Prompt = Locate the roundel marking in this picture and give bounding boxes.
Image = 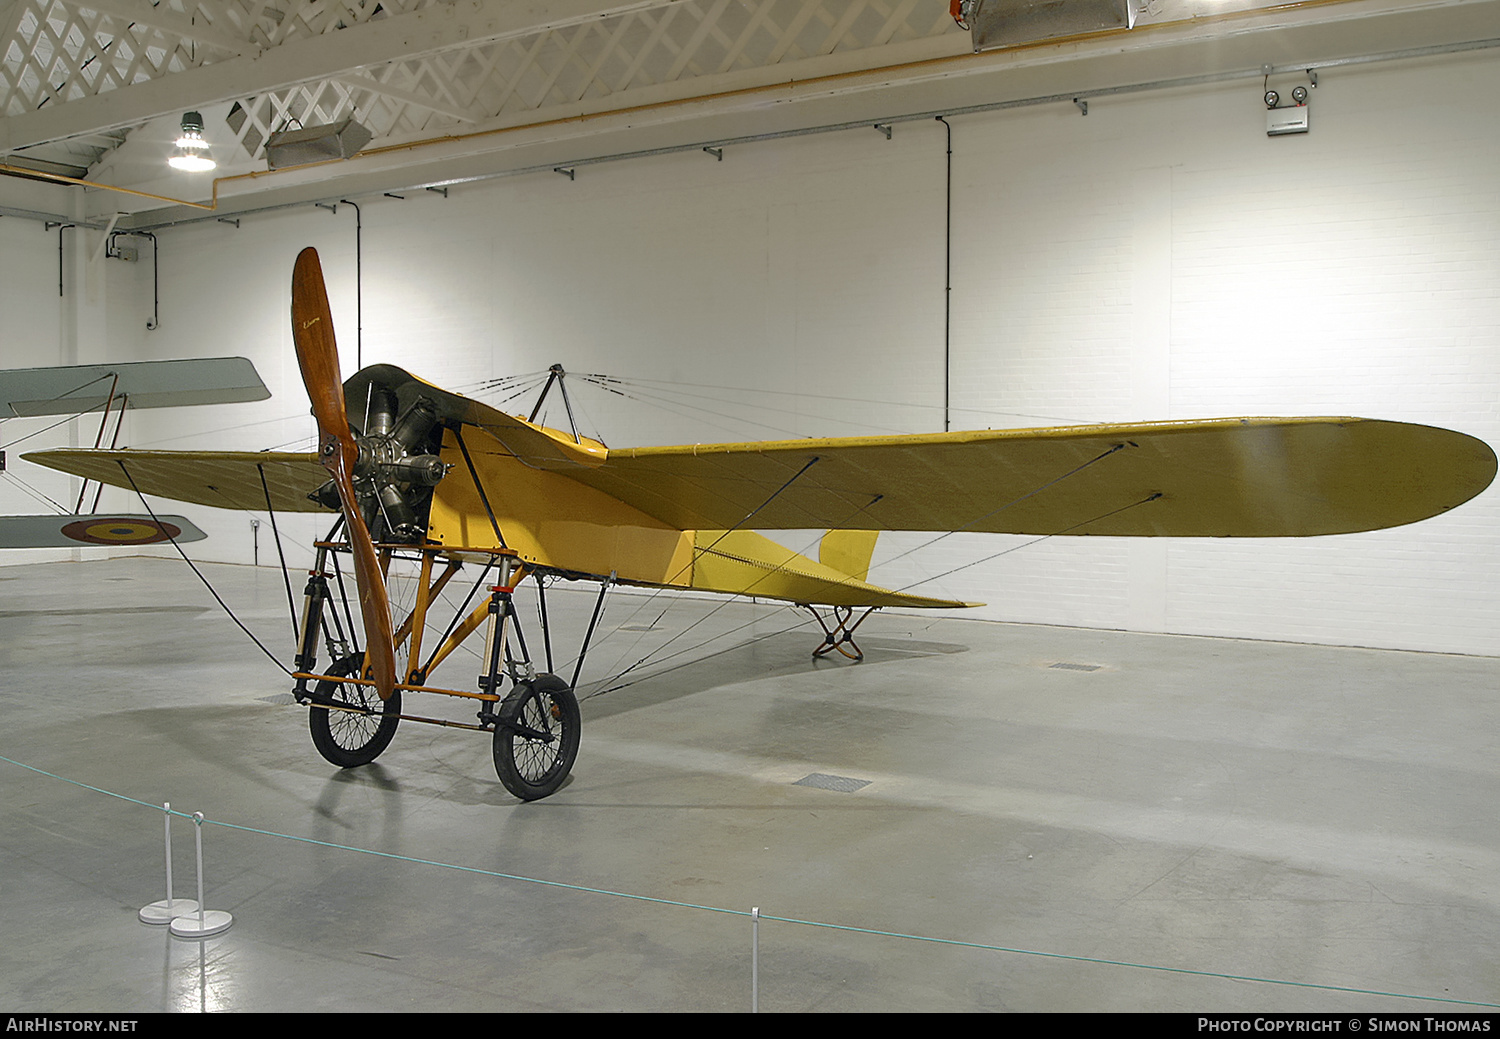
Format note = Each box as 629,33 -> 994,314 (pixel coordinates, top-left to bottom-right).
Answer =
61,517 -> 182,545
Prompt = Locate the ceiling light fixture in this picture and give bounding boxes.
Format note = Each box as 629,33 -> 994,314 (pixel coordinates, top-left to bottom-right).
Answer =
168,112 -> 216,172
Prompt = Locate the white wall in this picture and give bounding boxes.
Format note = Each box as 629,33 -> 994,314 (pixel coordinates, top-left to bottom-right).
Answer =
2,47 -> 1496,654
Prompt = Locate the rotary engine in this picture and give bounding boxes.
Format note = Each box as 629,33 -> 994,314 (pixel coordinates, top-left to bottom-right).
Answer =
312,384 -> 448,543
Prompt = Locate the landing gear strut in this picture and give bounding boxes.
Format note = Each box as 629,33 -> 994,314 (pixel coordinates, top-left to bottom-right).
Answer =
293,544 -> 606,801
801,603 -> 878,662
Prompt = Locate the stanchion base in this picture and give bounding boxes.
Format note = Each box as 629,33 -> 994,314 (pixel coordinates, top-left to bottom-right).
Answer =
169,910 -> 233,939
138,899 -> 199,925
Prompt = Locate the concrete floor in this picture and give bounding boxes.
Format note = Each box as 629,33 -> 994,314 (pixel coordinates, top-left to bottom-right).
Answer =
1,555 -> 1497,1013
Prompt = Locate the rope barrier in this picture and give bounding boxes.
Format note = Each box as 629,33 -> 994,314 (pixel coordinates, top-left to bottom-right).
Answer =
1,751 -> 1492,1010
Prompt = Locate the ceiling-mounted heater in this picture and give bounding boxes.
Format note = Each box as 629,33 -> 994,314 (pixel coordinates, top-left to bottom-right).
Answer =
964,0 -> 1136,51
264,118 -> 374,170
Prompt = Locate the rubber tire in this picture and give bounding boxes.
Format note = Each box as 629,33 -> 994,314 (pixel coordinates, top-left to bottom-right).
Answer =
309,653 -> 402,768
493,675 -> 580,801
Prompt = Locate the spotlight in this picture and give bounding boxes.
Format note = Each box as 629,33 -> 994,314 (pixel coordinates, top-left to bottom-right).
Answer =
1291,85 -> 1309,105
1264,90 -> 1280,109
167,112 -> 215,172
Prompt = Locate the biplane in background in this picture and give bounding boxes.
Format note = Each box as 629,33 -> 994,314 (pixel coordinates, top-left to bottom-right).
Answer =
0,357 -> 268,548
27,248 -> 1498,801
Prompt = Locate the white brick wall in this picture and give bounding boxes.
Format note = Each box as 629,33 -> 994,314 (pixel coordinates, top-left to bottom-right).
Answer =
1,48 -> 1494,654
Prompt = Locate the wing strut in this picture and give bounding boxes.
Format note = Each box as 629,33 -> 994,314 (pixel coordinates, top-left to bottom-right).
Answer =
453,427 -> 508,549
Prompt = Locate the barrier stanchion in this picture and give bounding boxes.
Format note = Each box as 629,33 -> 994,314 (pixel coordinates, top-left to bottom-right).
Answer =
752,906 -> 760,1014
168,812 -> 233,939
138,802 -> 198,924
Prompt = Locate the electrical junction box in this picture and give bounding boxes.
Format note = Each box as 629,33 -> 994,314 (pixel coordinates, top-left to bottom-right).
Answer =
1267,106 -> 1310,136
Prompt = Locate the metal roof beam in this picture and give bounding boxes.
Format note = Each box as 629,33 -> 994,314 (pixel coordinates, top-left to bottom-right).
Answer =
0,0 -> 675,154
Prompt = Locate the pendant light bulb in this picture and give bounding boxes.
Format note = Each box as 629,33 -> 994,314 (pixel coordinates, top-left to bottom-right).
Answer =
168,111 -> 216,172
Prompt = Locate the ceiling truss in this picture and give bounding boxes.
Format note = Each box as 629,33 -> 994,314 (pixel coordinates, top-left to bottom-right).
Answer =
1,0 -> 1498,218
0,0 -> 960,168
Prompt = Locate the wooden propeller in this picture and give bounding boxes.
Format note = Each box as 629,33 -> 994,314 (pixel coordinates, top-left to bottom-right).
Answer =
291,247 -> 397,701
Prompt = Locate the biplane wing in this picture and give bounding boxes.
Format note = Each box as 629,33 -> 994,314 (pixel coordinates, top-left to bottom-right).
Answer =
1,358 -> 273,549
0,357 -> 268,417
0,513 -> 206,548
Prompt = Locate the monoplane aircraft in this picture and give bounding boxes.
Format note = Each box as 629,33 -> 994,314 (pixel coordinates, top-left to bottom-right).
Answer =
27,248 -> 1497,800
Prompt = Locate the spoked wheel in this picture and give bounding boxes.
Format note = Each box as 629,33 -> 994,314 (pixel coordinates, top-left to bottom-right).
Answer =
309,653 -> 402,767
493,675 -> 580,800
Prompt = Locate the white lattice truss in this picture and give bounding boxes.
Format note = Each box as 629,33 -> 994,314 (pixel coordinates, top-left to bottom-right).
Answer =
0,0 -> 963,169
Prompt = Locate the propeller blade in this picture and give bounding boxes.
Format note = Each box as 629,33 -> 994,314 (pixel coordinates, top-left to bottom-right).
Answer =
291,247 -> 397,701
291,249 -> 353,453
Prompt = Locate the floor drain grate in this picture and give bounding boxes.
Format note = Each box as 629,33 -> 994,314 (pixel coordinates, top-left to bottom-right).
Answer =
1049,662 -> 1103,672
794,773 -> 871,793
258,693 -> 298,705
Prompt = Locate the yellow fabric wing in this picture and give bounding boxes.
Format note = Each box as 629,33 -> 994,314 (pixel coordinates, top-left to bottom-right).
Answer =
564,418 -> 1495,538
22,449 -> 330,514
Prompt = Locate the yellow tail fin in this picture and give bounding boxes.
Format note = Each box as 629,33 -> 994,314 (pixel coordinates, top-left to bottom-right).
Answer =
818,530 -> 879,583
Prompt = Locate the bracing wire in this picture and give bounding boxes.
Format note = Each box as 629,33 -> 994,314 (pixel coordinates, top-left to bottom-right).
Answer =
117,460 -> 294,677
583,605 -> 818,700
893,493 -> 1164,595
0,472 -> 71,514
573,375 -> 830,441
583,484 -> 904,697
872,443 -> 1132,575
0,410 -> 100,452
577,441 -> 1142,692
578,372 -> 1092,428
257,463 -> 300,642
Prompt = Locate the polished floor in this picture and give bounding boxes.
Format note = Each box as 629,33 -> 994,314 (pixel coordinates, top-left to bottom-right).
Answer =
1,555 -> 1497,1013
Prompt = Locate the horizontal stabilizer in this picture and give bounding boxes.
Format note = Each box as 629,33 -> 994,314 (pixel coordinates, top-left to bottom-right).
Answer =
692,529 -> 973,609
0,514 -> 206,548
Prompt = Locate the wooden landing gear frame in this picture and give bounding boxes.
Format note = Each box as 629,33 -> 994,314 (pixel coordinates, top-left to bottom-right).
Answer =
291,541 -> 600,801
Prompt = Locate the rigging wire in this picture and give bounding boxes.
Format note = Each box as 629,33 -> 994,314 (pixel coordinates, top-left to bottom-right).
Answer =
116,460 -> 294,677
578,440 -> 1143,690
579,372 -> 1091,427
582,604 -> 818,700
0,472 -> 71,514
574,375 -> 822,442
580,373 -> 939,439
584,482 -> 901,696
870,443 -> 1132,574
257,462 -> 300,643
893,493 -> 1164,595
0,410 -> 98,452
